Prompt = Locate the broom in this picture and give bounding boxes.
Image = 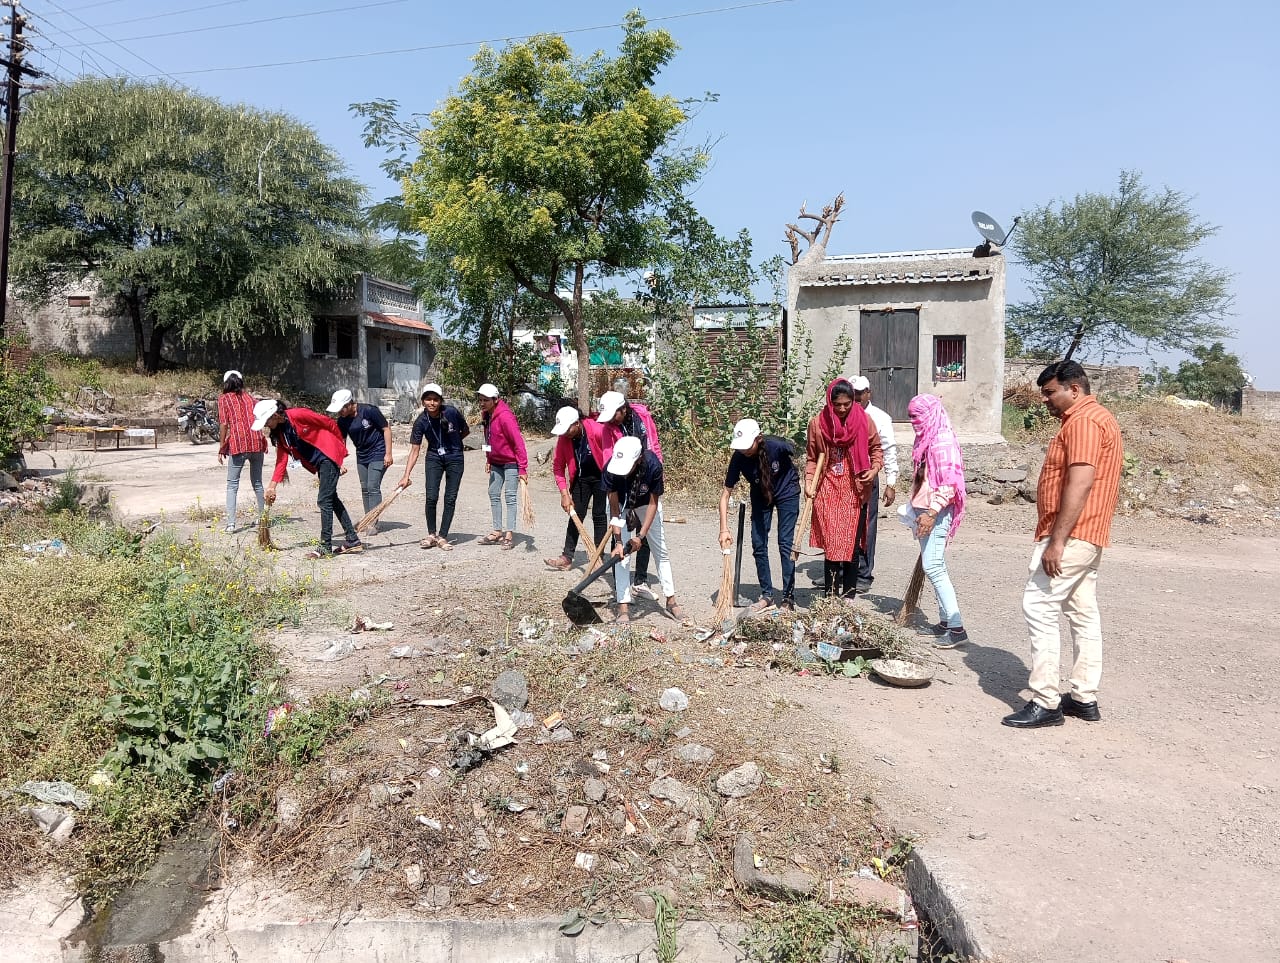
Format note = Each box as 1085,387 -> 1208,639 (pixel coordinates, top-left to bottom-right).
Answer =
711,549 -> 735,625
895,555 -> 926,624
355,484 -> 407,534
257,507 -> 277,551
519,477 -> 536,527
567,509 -> 591,564
790,451 -> 826,561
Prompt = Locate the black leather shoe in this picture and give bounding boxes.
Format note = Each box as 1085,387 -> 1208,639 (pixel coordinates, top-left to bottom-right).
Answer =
1060,696 -> 1102,722
1002,701 -> 1064,728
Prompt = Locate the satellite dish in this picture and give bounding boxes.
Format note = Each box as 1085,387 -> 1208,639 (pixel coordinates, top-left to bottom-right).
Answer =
971,211 -> 1007,246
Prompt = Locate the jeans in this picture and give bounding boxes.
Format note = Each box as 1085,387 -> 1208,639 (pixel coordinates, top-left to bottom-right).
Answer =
918,506 -> 961,628
425,454 -> 464,537
856,475 -> 880,582
489,463 -> 519,532
562,472 -> 607,559
356,461 -> 387,515
1024,538 -> 1104,708
750,494 -> 799,601
316,457 -> 357,550
225,451 -> 265,524
615,501 -> 675,603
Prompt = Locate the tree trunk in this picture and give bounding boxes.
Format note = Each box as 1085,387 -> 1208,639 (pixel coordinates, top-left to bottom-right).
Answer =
1064,324 -> 1085,361
144,323 -> 167,375
127,294 -> 146,373
571,263 -> 589,411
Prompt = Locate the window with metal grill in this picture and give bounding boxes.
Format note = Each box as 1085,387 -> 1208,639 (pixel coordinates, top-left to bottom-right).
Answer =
934,335 -> 966,382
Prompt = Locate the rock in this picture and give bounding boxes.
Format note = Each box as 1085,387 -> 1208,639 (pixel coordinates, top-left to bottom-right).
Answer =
644,758 -> 668,776
0,470 -> 18,491
404,864 -> 424,890
659,687 -> 689,712
828,875 -> 910,920
491,669 -> 529,712
732,834 -> 816,900
22,804 -> 72,841
1233,483 -> 1251,495
681,820 -> 701,846
276,786 -> 302,826
716,762 -> 763,798
1017,484 -> 1038,504
674,726 -> 693,739
470,828 -> 491,852
676,743 -> 716,765
630,891 -> 657,920
563,805 -> 590,835
369,784 -> 392,807
351,846 -> 374,871
610,807 -> 627,829
421,884 -> 451,909
991,468 -> 1027,483
648,776 -> 712,820
584,778 -> 607,803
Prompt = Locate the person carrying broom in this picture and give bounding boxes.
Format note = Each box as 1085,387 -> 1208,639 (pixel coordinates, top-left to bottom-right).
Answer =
545,405 -> 611,571
717,418 -> 802,612
905,394 -> 968,648
805,379 -> 882,601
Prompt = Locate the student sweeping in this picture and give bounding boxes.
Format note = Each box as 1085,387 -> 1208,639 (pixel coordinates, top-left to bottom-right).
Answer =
603,436 -> 684,625
255,399 -> 363,559
597,390 -> 663,596
546,405 -> 611,571
717,418 -> 801,611
805,379 -> 882,599
399,384 -> 469,550
327,388 -> 393,522
477,383 -> 528,550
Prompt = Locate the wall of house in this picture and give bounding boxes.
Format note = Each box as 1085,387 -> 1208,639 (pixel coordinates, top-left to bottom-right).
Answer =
792,266 -> 1005,438
7,293 -> 138,359
1004,359 -> 1142,397
1242,387 -> 1280,422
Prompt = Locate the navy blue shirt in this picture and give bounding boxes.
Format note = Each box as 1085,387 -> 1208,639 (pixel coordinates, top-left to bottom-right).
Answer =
410,405 -> 469,460
725,436 -> 801,511
602,450 -> 664,511
336,404 -> 388,465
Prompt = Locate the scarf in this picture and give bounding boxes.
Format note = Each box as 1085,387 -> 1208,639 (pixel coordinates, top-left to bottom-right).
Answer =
817,378 -> 871,472
908,394 -> 966,539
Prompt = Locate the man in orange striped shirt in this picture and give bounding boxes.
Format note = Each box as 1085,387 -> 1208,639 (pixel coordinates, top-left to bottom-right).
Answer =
1003,360 -> 1123,729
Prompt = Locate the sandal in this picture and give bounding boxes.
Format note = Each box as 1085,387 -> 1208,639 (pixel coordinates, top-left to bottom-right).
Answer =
614,613 -> 631,627
333,541 -> 364,555
499,533 -> 515,551
665,601 -> 688,622
303,548 -> 331,560
420,536 -> 437,550
436,536 -> 453,551
479,531 -> 503,545
545,555 -> 572,571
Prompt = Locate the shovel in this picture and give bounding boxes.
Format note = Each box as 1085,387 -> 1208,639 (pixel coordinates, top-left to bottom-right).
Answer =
562,541 -> 641,626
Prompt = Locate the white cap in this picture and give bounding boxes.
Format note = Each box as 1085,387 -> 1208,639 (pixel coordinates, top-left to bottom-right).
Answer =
250,398 -> 279,432
849,376 -> 871,392
551,406 -> 580,436
420,383 -> 444,399
476,383 -> 500,399
222,369 -> 242,383
326,389 -> 353,413
730,418 -> 762,451
607,436 -> 643,475
596,391 -> 626,422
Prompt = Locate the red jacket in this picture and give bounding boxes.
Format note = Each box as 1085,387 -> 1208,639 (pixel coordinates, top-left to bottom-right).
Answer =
553,416 -> 611,491
271,408 -> 349,483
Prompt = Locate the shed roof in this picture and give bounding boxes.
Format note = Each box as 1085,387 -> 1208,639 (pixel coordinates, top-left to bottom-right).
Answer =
363,311 -> 434,335
800,247 -> 998,288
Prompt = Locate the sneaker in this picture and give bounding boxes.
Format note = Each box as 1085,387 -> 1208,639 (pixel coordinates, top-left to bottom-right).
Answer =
1059,696 -> 1102,722
779,597 -> 796,612
632,584 -> 658,601
222,524 -> 237,534
934,626 -> 969,649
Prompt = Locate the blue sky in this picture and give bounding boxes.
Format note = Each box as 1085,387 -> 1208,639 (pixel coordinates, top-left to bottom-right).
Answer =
24,0 -> 1280,385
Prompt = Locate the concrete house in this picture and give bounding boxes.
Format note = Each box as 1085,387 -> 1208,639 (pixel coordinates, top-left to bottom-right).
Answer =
788,248 -> 1007,441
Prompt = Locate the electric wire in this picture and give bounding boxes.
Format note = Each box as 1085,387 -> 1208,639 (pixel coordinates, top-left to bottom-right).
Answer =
56,0 -> 250,33
23,6 -> 143,81
31,0 -> 181,83
56,0 -> 408,48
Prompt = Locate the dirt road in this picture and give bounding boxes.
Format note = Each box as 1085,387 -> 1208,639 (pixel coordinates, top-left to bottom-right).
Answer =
26,441 -> 1280,962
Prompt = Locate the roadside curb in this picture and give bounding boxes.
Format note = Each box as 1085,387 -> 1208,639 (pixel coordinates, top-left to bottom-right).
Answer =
906,847 -> 994,962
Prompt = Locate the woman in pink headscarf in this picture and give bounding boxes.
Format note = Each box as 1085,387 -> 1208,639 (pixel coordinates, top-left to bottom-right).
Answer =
805,378 -> 882,600
907,394 -> 967,647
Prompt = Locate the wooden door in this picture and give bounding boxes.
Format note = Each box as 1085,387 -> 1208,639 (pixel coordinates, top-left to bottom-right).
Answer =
859,310 -> 919,421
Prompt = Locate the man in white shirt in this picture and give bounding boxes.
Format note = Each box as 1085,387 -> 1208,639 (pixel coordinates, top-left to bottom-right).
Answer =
851,376 -> 898,587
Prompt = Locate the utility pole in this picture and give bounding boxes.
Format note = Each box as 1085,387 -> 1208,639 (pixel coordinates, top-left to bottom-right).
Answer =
0,1 -> 39,338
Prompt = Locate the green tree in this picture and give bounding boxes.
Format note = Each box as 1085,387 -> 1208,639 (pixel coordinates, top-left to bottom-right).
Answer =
1008,171 -> 1233,361
1148,341 -> 1249,411
0,340 -> 56,461
398,12 -> 703,409
12,78 -> 365,373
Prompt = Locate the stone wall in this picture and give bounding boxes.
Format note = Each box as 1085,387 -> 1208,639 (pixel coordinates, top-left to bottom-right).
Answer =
1242,387 -> 1280,422
1004,359 -> 1141,398
7,290 -> 138,360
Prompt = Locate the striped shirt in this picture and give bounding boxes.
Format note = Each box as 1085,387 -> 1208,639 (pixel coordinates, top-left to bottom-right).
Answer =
1035,395 -> 1123,547
217,391 -> 267,457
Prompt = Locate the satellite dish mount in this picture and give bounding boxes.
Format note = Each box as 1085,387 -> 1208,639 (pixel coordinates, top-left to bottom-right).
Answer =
970,210 -> 1020,257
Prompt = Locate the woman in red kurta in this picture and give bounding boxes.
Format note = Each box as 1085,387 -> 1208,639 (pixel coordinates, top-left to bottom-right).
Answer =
805,378 -> 883,599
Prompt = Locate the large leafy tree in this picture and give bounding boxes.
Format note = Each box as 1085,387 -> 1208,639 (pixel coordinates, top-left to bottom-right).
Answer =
1147,341 -> 1249,411
12,77 -> 365,372
1008,171 -> 1233,361
400,12 -> 703,409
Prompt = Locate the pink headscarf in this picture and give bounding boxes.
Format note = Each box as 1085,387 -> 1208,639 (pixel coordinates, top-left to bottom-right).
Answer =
908,394 -> 965,539
817,379 -> 871,473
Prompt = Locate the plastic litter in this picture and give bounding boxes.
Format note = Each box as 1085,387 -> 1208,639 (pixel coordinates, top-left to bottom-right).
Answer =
313,638 -> 359,662
352,616 -> 394,633
264,703 -> 294,737
21,539 -> 68,557
18,780 -> 92,811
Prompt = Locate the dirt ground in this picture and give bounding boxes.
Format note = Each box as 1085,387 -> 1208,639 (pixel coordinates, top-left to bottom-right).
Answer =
18,437 -> 1280,962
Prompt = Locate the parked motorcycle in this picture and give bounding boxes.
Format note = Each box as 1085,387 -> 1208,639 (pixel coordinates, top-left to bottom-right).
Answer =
177,398 -> 219,444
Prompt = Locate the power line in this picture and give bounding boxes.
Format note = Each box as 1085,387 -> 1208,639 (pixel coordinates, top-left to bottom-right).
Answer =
58,0 -> 250,33
146,0 -> 795,78
57,0 -> 407,48
56,0 -> 130,12
33,0 -> 180,83
23,7 -> 142,80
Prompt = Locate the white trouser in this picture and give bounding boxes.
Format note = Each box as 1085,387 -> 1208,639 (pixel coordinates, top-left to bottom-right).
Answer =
614,501 -> 674,603
1023,537 -> 1104,708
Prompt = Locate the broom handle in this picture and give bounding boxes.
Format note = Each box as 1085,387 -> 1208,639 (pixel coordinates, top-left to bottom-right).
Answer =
587,527 -> 611,570
791,451 -> 826,561
568,508 -> 591,550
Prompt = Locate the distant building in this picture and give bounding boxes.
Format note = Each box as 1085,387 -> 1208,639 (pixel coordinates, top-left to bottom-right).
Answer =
788,247 -> 1006,441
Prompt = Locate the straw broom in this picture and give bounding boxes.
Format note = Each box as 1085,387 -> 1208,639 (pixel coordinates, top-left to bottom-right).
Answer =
257,508 -> 277,551
355,484 -> 407,534
711,549 -> 735,624
790,451 -> 826,561
895,555 -> 926,625
519,477 -> 536,526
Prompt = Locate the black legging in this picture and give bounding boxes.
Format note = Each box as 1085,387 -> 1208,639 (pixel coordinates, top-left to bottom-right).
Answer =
823,560 -> 858,598
424,454 -> 464,537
